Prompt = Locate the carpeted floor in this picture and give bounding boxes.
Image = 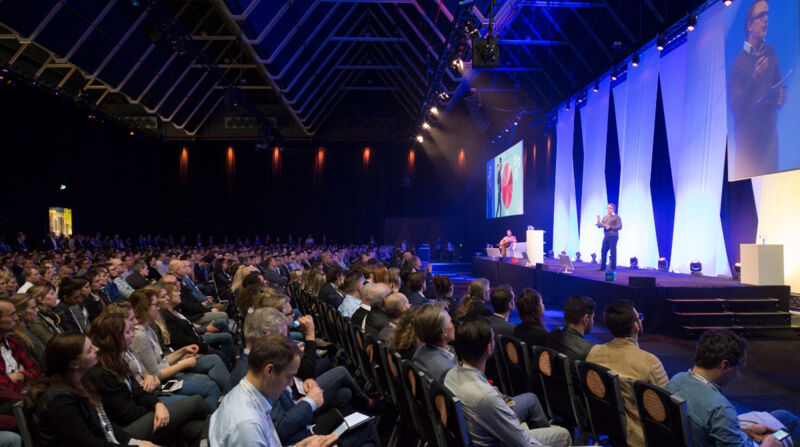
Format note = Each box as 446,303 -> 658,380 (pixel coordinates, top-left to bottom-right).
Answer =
432,262 -> 800,415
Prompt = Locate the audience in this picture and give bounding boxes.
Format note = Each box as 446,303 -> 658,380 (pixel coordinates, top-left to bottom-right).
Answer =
432,274 -> 458,315
586,300 -> 667,447
337,270 -> 364,318
455,278 -> 493,321
412,301 -> 456,381
320,264 -> 344,308
363,283 -> 391,336
28,283 -> 62,347
8,293 -> 45,367
444,318 -> 571,447
54,277 -> 90,334
377,292 -> 409,344
350,282 -> 374,329
546,295 -> 595,361
666,330 -> 800,447
488,284 -> 516,337
513,288 -> 548,347
389,306 -> 421,359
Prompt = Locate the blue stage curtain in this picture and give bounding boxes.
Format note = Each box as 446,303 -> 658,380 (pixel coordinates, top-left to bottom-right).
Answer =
662,3 -> 731,276
614,46 -> 660,268
553,105 -> 579,257
578,77 -> 611,260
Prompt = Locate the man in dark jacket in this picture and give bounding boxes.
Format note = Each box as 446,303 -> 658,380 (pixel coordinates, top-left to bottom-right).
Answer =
546,295 -> 595,361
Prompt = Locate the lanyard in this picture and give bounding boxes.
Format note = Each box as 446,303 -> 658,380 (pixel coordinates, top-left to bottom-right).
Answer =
240,379 -> 269,423
687,369 -> 717,389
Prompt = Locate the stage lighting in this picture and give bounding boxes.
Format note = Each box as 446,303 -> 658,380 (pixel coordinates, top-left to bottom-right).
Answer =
59,184 -> 67,190
565,101 -> 570,111
657,257 -> 669,272
629,257 -> 639,269
422,122 -> 431,130
632,53 -> 640,67
611,70 -> 618,81
465,20 -> 480,39
513,121 -> 518,126
575,252 -> 582,262
504,128 -> 509,133
687,14 -> 697,32
416,135 -> 424,143
724,0 -> 732,6
438,91 -> 450,101
590,253 -> 597,264
129,131 -> 135,136
690,260 -> 703,276
733,262 -> 741,280
593,80 -> 599,93
657,35 -> 666,51
548,250 -> 554,259
430,106 -> 439,116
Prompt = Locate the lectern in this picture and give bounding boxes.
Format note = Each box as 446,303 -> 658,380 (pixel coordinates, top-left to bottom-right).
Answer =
740,244 -> 784,286
526,229 -> 545,265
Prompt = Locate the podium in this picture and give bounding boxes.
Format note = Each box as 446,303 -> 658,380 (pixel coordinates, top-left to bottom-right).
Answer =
740,244 -> 784,286
526,229 -> 545,265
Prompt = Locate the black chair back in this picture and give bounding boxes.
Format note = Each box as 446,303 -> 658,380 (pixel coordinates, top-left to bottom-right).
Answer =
575,361 -> 628,447
401,359 -> 438,446
424,375 -> 470,447
12,400 -> 34,447
633,380 -> 693,447
529,346 -> 576,424
495,335 -> 533,396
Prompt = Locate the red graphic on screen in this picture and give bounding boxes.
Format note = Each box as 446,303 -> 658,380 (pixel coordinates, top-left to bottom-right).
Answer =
502,163 -> 513,208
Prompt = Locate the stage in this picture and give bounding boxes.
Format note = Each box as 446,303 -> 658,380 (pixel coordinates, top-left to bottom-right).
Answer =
472,257 -> 794,336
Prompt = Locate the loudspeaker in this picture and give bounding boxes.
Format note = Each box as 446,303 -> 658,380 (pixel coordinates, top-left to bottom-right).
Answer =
472,38 -> 500,68
628,276 -> 656,288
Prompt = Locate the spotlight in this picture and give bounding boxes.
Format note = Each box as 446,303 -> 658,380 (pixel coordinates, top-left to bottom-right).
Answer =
657,35 -> 666,51
565,101 -> 570,111
416,135 -> 424,143
438,91 -> 450,101
593,80 -> 599,93
575,252 -> 582,262
632,53 -> 640,67
733,262 -> 741,280
629,257 -> 639,269
590,253 -> 597,264
724,0 -> 732,5
513,121 -> 518,126
465,20 -> 481,39
687,14 -> 697,32
690,260 -> 703,276
59,184 -> 67,190
422,122 -> 431,130
129,131 -> 134,136
657,257 -> 669,272
611,73 -> 617,81
430,106 -> 439,116
504,128 -> 509,133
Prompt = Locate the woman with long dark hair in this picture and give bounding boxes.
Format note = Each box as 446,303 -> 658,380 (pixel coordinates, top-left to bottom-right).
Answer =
27,333 -> 157,446
513,288 -> 549,347
86,313 -> 209,446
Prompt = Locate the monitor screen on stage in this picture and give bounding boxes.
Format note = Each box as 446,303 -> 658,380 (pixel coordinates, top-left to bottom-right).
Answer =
486,140 -> 523,219
724,0 -> 800,181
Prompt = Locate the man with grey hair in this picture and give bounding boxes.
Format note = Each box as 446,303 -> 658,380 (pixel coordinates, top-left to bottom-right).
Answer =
377,292 -> 410,344
364,283 -> 392,336
231,307 -> 291,385
352,282 -> 391,331
125,260 -> 152,290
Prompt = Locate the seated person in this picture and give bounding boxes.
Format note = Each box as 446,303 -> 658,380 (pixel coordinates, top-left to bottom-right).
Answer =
455,278 -> 493,322
488,285 -> 516,337
54,278 -> 89,334
28,333 -> 157,447
546,295 -> 595,361
444,318 -> 571,447
0,299 -> 40,393
432,274 -> 459,316
513,288 -> 549,347
364,283 -> 392,336
405,272 -> 430,307
586,300 -> 668,447
209,334 -> 338,447
378,292 -> 409,344
412,301 -> 456,381
319,264 -> 345,308
337,271 -> 364,318
666,330 -> 800,447
85,313 -> 209,446
389,306 -> 421,360
166,262 -> 227,325
351,282 -> 376,330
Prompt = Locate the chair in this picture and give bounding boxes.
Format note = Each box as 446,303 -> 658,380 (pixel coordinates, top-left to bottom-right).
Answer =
364,332 -> 389,397
484,335 -> 508,394
423,375 -> 471,447
529,346 -> 577,424
401,359 -> 439,447
376,341 -> 404,446
387,349 -> 425,446
12,400 -> 34,447
574,360 -> 628,447
633,380 -> 693,447
495,335 -> 535,397
353,326 -> 378,390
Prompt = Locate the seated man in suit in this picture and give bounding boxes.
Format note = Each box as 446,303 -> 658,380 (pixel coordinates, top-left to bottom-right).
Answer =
351,282 -> 377,330
377,293 -> 409,344
412,301 -> 456,381
363,283 -> 391,336
444,318 -> 571,447
125,260 -> 152,290
262,256 -> 288,291
586,300 -> 668,447
405,272 -> 430,307
488,284 -> 516,337
546,295 -> 595,361
666,330 -> 800,447
319,264 -> 344,308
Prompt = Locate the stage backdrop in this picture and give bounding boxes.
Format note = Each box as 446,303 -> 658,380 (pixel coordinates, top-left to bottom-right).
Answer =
553,106 -> 579,256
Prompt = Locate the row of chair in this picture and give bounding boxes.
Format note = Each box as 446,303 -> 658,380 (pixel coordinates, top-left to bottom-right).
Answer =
491,334 -> 693,447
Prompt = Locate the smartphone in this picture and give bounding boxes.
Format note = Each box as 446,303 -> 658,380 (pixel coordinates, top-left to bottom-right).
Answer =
332,422 -> 348,437
772,429 -> 790,442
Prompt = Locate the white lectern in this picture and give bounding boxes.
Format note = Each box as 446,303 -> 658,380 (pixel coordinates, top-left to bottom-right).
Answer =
526,229 -> 545,265
740,244 -> 784,286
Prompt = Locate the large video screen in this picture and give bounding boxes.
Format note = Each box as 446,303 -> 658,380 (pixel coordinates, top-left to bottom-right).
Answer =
725,0 -> 800,181
486,140 -> 523,218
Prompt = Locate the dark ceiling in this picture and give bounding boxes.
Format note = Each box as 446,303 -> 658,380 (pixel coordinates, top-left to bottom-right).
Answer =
0,0 -> 702,142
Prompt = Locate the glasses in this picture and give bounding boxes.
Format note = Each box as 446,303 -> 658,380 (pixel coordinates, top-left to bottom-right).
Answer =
637,312 -> 644,321
751,11 -> 769,21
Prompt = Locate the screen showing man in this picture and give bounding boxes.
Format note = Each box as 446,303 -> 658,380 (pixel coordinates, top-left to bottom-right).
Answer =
486,141 -> 524,218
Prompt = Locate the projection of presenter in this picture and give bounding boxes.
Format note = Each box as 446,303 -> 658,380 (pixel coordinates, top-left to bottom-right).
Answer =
596,203 -> 622,272
729,0 -> 786,178
495,157 -> 503,218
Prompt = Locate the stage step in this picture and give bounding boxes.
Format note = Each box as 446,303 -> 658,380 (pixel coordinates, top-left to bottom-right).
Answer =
682,324 -> 800,336
733,311 -> 791,326
668,297 -> 781,313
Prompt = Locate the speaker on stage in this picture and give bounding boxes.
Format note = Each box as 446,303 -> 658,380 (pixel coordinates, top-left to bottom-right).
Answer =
629,276 -> 656,288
